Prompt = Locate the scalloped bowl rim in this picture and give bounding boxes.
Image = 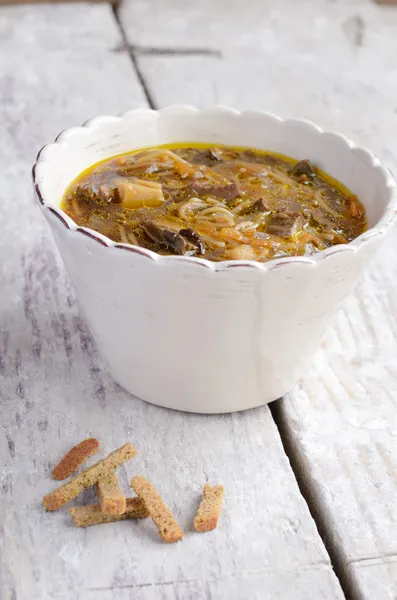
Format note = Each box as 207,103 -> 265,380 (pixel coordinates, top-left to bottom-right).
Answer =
33,106 -> 397,273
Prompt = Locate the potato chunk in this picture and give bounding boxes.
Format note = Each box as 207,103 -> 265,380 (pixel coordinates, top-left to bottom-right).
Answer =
116,178 -> 164,209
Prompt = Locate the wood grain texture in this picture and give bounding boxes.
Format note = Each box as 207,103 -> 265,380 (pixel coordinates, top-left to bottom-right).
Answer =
38,570 -> 345,600
119,0 -> 397,597
0,4 -> 343,599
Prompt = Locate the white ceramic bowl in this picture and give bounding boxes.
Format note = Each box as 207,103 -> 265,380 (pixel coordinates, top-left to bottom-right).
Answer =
33,107 -> 397,413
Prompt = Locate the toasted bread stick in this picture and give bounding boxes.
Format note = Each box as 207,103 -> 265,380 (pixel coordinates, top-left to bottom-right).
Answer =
43,443 -> 137,511
69,497 -> 148,527
96,472 -> 126,515
193,484 -> 224,532
131,476 -> 183,543
52,438 -> 100,481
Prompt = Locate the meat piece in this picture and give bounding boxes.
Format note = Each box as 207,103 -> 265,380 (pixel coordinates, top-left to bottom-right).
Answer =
142,222 -> 167,245
163,230 -> 187,255
240,197 -> 271,216
112,187 -> 123,204
179,228 -> 205,255
191,181 -> 241,204
290,160 -> 315,177
252,198 -> 269,212
142,222 -> 188,255
250,198 -> 271,213
208,148 -> 223,162
266,212 -> 303,238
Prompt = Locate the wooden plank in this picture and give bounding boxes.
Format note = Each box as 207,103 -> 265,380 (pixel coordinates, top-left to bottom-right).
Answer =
119,0 -> 397,598
0,6 -> 343,600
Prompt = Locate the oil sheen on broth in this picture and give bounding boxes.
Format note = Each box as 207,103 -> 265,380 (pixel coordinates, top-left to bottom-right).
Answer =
62,144 -> 367,262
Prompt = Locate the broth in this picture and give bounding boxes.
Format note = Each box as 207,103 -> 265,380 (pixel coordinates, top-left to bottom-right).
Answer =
62,143 -> 367,262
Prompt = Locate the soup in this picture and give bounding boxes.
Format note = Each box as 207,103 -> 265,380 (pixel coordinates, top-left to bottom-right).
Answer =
62,144 -> 366,262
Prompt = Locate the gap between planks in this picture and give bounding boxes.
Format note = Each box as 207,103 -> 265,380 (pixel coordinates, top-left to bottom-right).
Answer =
270,399 -> 361,600
112,5 -> 155,108
112,5 -> 222,109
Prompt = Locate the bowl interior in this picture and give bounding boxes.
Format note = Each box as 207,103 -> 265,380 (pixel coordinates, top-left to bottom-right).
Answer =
35,109 -> 394,231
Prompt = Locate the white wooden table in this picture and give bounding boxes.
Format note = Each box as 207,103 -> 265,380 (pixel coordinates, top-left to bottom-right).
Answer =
1,1 -> 396,598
